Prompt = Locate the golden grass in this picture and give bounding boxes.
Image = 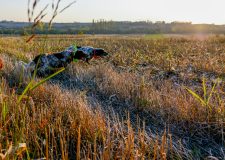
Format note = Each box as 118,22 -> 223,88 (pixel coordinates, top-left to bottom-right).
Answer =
0,35 -> 224,159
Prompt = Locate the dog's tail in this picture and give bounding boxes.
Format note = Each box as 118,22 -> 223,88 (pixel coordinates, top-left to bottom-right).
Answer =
14,61 -> 36,82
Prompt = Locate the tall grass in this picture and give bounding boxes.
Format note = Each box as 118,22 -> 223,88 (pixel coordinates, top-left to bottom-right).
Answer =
0,35 -> 224,159
26,0 -> 76,43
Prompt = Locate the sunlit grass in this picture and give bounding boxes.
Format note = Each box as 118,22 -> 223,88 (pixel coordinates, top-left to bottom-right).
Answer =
0,34 -> 224,159
144,34 -> 165,39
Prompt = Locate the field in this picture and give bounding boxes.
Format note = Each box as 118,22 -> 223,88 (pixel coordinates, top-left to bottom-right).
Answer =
0,34 -> 224,159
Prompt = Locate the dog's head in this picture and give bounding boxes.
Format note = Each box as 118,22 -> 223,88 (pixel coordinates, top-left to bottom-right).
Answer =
73,47 -> 109,63
92,48 -> 108,58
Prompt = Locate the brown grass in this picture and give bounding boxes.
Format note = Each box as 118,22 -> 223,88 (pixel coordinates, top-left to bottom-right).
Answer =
0,34 -> 224,159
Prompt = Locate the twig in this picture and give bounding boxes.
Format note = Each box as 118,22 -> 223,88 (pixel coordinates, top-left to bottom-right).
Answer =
59,1 -> 76,14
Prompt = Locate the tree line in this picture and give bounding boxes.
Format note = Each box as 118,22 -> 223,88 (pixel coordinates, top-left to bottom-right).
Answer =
0,20 -> 225,35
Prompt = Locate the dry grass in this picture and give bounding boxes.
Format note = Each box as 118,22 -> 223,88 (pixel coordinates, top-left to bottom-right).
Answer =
0,34 -> 224,159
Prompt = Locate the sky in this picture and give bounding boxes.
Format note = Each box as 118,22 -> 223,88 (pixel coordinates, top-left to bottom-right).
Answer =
0,0 -> 225,24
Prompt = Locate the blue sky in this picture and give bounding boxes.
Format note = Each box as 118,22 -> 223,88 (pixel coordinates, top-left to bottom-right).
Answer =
0,0 -> 225,24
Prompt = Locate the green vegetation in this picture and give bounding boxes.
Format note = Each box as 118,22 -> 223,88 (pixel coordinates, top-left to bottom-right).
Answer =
1,20 -> 225,35
144,34 -> 165,39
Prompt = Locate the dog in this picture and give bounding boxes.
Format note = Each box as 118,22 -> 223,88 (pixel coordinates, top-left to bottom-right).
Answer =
15,46 -> 108,78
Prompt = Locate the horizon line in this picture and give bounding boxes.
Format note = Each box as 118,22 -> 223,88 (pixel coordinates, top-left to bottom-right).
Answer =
1,19 -> 225,25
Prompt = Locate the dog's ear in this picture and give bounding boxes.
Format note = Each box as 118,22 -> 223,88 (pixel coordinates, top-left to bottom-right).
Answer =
94,49 -> 108,57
